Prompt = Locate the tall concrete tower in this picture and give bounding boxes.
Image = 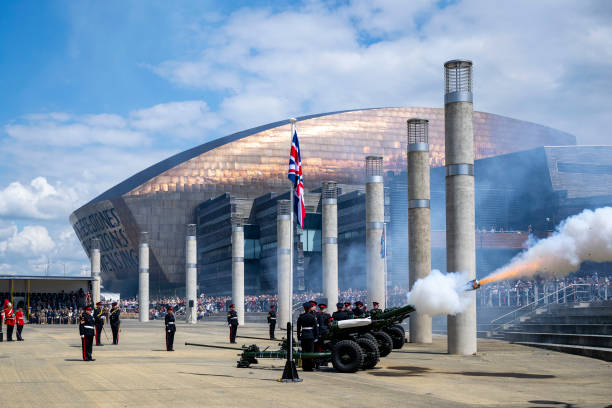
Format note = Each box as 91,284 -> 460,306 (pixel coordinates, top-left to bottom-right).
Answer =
366,156 -> 386,310
138,232 -> 149,322
322,181 -> 338,309
90,238 -> 101,305
185,224 -> 198,324
407,118 -> 432,343
277,200 -> 292,328
231,217 -> 245,326
444,59 -> 477,355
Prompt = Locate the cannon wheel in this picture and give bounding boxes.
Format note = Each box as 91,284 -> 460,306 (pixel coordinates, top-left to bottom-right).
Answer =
331,340 -> 364,373
356,338 -> 379,369
385,326 -> 405,349
391,324 -> 405,336
359,333 -> 376,343
371,331 -> 393,357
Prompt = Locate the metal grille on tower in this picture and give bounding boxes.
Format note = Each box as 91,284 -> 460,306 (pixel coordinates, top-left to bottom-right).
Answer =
444,60 -> 473,94
408,119 -> 429,144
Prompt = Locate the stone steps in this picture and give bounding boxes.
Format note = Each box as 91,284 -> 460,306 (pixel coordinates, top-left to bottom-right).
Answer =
513,341 -> 612,362
504,331 -> 612,348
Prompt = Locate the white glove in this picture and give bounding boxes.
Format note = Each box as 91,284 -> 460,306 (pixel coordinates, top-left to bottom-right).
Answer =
81,335 -> 84,338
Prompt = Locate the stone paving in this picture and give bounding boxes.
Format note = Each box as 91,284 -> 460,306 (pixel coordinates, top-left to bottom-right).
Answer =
0,320 -> 610,407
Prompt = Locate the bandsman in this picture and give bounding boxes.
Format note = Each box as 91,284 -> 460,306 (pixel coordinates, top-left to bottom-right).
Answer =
79,306 -> 95,361
227,304 -> 239,343
4,300 -> 15,341
110,302 -> 121,345
15,305 -> 24,341
164,306 -> 176,351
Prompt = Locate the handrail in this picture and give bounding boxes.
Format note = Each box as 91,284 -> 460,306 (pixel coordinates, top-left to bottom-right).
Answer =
489,284 -> 592,328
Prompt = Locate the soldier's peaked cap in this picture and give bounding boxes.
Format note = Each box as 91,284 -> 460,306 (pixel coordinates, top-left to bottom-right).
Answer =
336,302 -> 344,308
302,302 -> 312,308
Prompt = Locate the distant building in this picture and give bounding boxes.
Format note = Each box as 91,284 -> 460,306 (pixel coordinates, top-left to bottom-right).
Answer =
70,108 -> 578,294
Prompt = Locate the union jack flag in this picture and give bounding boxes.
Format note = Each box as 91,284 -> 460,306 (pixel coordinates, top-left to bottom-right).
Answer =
288,124 -> 305,228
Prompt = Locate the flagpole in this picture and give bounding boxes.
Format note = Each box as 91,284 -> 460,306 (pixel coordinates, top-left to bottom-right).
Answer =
289,117 -> 296,322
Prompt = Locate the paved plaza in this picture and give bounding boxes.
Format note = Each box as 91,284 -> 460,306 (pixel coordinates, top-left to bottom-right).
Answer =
0,320 -> 610,407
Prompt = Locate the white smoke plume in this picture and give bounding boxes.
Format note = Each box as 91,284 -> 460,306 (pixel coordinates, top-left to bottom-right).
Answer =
406,270 -> 473,316
481,207 -> 612,284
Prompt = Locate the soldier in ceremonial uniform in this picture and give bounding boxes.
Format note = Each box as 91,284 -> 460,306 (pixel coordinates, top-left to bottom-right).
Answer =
267,305 -> 277,339
227,304 -> 239,343
370,301 -> 382,316
296,302 -> 318,372
332,302 -> 347,321
79,306 -> 95,361
15,305 -> 25,341
316,303 -> 332,368
109,302 -> 121,345
0,304 -> 4,342
344,302 -> 354,319
164,306 -> 176,351
4,300 -> 15,341
352,301 -> 365,317
93,301 -> 105,346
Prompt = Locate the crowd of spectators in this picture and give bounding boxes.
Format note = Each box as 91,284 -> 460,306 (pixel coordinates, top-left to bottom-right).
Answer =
2,273 -> 610,324
476,274 -> 611,307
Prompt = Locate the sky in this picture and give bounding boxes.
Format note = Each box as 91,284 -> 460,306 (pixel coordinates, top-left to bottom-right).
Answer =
0,0 -> 611,277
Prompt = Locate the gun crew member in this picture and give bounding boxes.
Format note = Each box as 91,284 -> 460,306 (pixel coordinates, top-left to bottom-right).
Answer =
227,304 -> 239,344
297,302 -> 319,372
93,301 -> 105,346
267,305 -> 277,339
164,306 -> 176,351
110,302 -> 121,345
332,302 -> 348,321
79,306 -> 95,361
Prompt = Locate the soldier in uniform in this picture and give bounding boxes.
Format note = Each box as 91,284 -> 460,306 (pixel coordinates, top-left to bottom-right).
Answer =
0,303 -> 4,342
15,305 -> 25,341
110,302 -> 121,345
93,301 -> 105,346
352,301 -> 365,317
332,302 -> 347,321
79,306 -> 95,361
343,302 -> 354,319
370,301 -> 382,316
164,306 -> 176,351
4,300 -> 15,341
227,304 -> 239,343
267,305 -> 277,339
316,303 -> 332,368
296,302 -> 318,372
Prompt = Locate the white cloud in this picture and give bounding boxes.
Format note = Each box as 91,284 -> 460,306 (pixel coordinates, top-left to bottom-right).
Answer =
151,0 -> 612,144
0,225 -> 55,256
0,177 -> 80,220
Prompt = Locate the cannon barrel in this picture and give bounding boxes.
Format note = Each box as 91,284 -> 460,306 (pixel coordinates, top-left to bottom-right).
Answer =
372,304 -> 415,320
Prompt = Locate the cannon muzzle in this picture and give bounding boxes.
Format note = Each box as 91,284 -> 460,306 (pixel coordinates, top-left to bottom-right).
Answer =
464,279 -> 481,291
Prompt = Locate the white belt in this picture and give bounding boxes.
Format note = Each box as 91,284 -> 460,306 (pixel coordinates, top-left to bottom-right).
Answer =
230,317 -> 238,319
302,327 -> 313,330
270,318 -> 276,320
84,326 -> 94,329
167,322 -> 175,324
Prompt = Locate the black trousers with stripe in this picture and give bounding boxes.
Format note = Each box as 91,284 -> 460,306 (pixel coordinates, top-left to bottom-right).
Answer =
81,335 -> 93,360
111,324 -> 120,344
166,330 -> 175,351
229,324 -> 238,343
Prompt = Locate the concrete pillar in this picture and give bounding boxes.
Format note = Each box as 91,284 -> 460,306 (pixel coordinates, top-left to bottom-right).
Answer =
366,156 -> 386,310
185,224 -> 197,324
90,238 -> 101,305
407,119 -> 432,343
444,59 -> 477,355
232,218 -> 245,326
322,181 -> 339,309
277,200 -> 292,328
138,232 -> 149,322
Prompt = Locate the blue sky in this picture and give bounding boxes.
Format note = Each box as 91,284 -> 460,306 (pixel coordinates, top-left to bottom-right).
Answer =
0,0 -> 611,277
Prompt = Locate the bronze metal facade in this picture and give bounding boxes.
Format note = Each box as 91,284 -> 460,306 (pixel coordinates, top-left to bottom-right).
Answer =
69,107 -> 575,294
